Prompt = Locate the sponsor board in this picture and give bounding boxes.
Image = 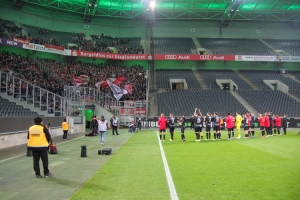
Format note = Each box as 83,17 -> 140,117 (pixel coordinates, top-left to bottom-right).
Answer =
71,50 -> 148,60
154,54 -> 235,61
0,37 -> 23,48
235,55 -> 276,61
120,107 -> 146,116
12,37 -> 29,44
276,56 -> 300,62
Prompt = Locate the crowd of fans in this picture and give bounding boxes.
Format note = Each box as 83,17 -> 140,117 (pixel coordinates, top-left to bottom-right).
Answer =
36,58 -> 146,101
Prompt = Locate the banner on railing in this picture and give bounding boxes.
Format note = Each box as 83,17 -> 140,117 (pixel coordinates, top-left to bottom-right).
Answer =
154,54 -> 235,61
23,43 -> 71,55
0,37 -> 23,48
235,55 -> 276,61
120,108 -> 146,116
12,37 -> 29,44
71,50 -> 149,60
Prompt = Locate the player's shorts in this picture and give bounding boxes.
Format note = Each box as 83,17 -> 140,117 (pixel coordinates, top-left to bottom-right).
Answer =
236,123 -> 241,130
276,126 -> 281,129
260,126 -> 265,130
250,125 -> 255,129
159,129 -> 166,133
227,127 -> 234,131
206,125 -> 211,132
194,127 -> 202,133
244,126 -> 249,130
169,127 -> 175,133
181,126 -> 185,133
213,125 -> 220,131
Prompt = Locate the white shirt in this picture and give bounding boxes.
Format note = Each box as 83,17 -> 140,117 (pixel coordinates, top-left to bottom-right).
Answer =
98,120 -> 108,131
112,118 -> 118,126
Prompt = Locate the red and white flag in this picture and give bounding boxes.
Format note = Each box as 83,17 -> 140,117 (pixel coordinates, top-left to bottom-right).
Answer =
73,75 -> 87,86
79,74 -> 89,82
124,84 -> 132,94
113,76 -> 127,86
107,80 -> 128,101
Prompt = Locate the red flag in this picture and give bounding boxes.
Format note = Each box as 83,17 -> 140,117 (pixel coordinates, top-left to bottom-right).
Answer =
124,84 -> 132,94
113,76 -> 126,86
73,75 -> 87,86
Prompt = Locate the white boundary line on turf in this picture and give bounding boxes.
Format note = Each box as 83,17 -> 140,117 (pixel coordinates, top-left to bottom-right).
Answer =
156,131 -> 179,200
0,135 -> 85,163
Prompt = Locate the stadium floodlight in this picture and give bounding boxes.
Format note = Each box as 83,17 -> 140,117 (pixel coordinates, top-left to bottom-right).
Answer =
149,1 -> 155,9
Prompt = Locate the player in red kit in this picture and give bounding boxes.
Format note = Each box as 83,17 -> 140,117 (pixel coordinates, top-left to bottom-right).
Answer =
275,114 -> 282,136
225,113 -> 234,140
258,113 -> 265,138
264,113 -> 271,137
158,113 -> 167,142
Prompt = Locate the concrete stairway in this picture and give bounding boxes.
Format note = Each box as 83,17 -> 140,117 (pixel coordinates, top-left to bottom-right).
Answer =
0,93 -> 51,116
259,39 -> 282,56
235,71 -> 259,90
192,37 -> 201,49
282,73 -> 300,84
231,91 -> 258,114
148,92 -> 158,117
193,71 -> 209,89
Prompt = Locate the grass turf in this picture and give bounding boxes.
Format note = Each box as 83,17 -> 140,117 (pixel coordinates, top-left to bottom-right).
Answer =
70,129 -> 300,200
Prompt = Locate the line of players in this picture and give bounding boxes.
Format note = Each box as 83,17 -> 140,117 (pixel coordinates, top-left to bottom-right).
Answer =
157,109 -> 288,142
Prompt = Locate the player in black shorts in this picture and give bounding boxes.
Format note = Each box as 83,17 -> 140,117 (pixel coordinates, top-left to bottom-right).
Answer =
212,112 -> 221,140
250,113 -> 255,138
178,116 -> 186,141
243,113 -> 250,138
168,114 -> 176,141
205,112 -> 212,140
193,108 -> 203,142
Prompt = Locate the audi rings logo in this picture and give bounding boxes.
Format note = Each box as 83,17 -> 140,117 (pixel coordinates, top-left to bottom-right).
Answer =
200,55 -> 212,60
165,55 -> 177,59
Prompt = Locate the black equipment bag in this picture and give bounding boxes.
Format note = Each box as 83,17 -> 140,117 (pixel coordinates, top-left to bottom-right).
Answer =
98,148 -> 112,155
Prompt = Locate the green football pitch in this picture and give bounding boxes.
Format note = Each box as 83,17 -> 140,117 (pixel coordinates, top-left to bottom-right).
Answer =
70,129 -> 300,200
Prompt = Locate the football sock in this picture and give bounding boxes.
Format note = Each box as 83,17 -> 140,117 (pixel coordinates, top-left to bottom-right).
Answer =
232,132 -> 234,138
274,129 -> 277,134
170,132 -> 174,140
228,133 -> 231,139
206,132 -> 209,139
209,132 -> 211,139
163,134 -> 165,140
214,133 -> 216,139
195,133 -> 198,139
201,135 -> 203,139
277,129 -> 280,134
159,135 -> 162,140
251,131 -> 254,136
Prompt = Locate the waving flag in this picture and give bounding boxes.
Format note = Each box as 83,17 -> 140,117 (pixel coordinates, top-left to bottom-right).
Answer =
73,75 -> 87,86
113,76 -> 127,86
124,84 -> 132,94
107,80 -> 128,101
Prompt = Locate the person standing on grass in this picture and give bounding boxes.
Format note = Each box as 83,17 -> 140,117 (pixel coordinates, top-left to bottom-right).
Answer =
275,114 -> 282,136
205,112 -> 212,140
264,113 -> 271,137
158,113 -> 167,142
225,113 -> 234,140
230,114 -> 235,139
235,112 -> 242,139
250,113 -> 255,138
272,115 -> 277,135
268,112 -> 273,136
178,116 -> 186,142
27,117 -> 53,178
212,112 -> 221,140
62,119 -> 69,140
243,113 -> 251,138
168,113 -> 176,141
258,113 -> 266,138
282,115 -> 287,135
194,108 -> 203,142
98,116 -> 109,146
112,115 -> 119,135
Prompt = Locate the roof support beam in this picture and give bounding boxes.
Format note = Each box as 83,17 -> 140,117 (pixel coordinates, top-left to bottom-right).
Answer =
83,0 -> 98,23
220,0 -> 243,28
11,0 -> 27,10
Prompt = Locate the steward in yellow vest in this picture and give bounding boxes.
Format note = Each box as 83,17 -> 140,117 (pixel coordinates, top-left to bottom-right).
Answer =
27,117 -> 53,178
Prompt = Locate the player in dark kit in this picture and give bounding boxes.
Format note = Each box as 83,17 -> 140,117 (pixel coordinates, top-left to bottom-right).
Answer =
205,112 -> 212,140
243,113 -> 251,138
190,115 -> 195,129
178,116 -> 186,141
168,114 -> 176,141
282,115 -> 287,135
212,112 -> 221,140
250,113 -> 255,138
193,108 -> 203,142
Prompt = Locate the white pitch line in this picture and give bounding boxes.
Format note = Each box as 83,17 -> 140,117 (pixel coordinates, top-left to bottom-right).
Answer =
156,131 -> 179,200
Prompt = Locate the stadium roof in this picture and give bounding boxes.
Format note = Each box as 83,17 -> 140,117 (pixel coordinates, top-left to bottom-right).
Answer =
1,0 -> 300,27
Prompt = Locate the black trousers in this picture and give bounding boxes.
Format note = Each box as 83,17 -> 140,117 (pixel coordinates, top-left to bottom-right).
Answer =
63,130 -> 68,139
138,121 -> 142,129
283,126 -> 287,134
32,149 -> 49,175
112,126 -> 119,135
191,122 -> 194,129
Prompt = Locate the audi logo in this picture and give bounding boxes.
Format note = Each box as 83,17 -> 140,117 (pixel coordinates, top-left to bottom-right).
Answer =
165,55 -> 177,59
200,55 -> 212,60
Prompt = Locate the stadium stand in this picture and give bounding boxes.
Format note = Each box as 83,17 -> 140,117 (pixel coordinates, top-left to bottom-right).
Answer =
157,89 -> 248,117
264,39 -> 300,56
156,69 -> 200,89
237,90 -> 300,117
238,70 -> 300,90
198,69 -> 253,90
153,38 -> 196,54
197,38 -> 273,55
0,96 -> 40,117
